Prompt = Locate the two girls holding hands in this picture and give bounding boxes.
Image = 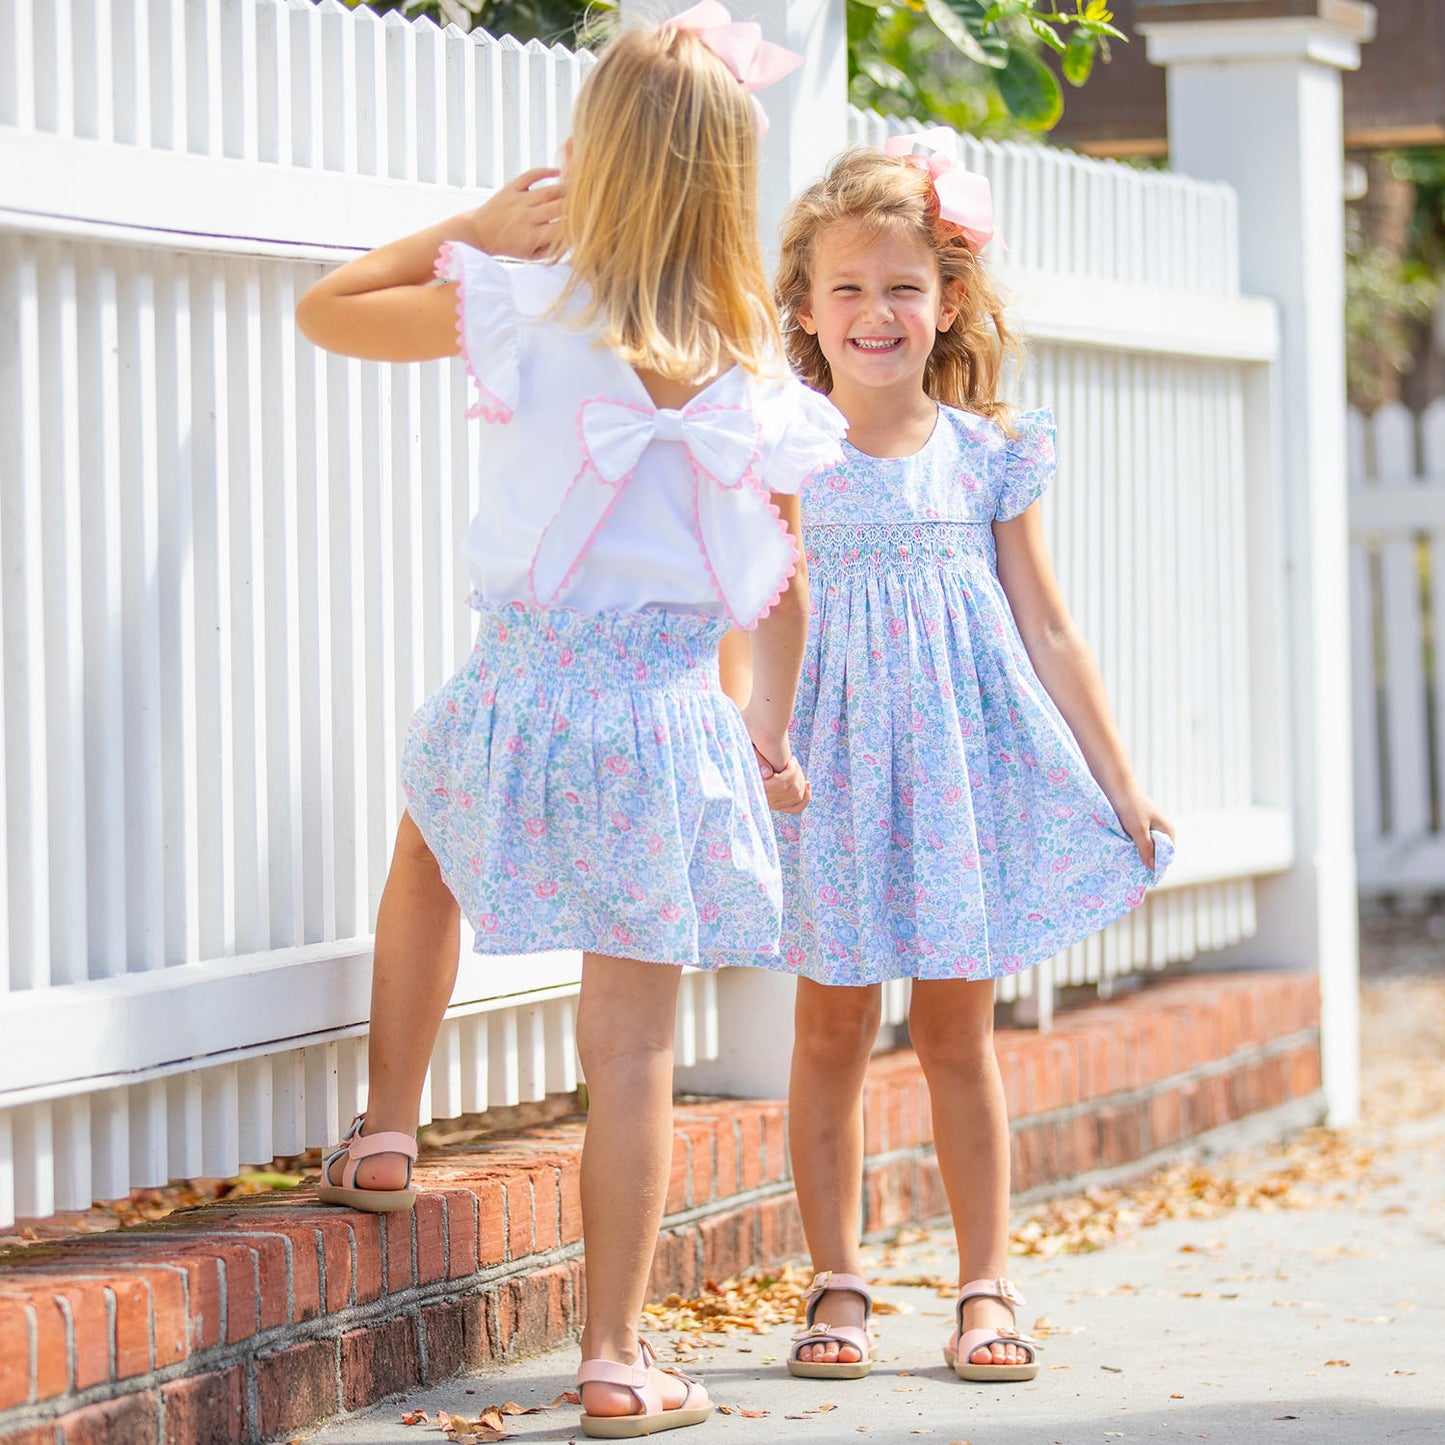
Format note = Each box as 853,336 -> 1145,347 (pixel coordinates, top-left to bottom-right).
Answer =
298,3 -> 1171,1433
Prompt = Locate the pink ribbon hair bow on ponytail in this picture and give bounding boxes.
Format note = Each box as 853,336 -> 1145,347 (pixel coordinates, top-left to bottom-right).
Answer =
666,0 -> 803,135
883,127 -> 996,255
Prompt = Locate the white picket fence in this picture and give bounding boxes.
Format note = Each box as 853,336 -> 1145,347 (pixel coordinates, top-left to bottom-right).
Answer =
0,0 -> 1287,1226
1349,400 -> 1445,893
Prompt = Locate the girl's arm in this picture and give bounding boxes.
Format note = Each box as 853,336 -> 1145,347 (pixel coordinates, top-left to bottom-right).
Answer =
295,168 -> 562,361
738,495 -> 811,814
994,505 -> 1173,868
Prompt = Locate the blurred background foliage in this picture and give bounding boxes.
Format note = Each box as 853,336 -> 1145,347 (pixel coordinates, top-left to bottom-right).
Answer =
343,0 -> 1123,136
1346,148 -> 1445,413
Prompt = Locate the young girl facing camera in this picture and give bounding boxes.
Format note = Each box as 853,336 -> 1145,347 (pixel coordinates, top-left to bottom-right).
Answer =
296,6 -> 841,1436
750,138 -> 1174,1385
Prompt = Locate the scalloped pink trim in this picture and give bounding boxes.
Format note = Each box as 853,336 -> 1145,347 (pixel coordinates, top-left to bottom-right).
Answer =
435,239 -> 515,425
690,456 -> 799,629
526,396 -> 650,606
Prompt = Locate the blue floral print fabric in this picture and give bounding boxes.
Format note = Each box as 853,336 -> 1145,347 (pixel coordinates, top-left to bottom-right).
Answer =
404,601 -> 783,967
768,405 -> 1172,986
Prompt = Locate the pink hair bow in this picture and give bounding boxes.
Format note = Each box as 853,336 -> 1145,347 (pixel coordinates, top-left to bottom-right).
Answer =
883,127 -> 995,254
666,0 -> 803,135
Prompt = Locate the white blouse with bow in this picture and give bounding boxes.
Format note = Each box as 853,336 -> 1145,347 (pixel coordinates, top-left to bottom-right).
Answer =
436,242 -> 847,628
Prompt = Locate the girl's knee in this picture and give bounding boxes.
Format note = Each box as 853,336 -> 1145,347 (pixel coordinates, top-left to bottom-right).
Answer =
794,983 -> 882,1058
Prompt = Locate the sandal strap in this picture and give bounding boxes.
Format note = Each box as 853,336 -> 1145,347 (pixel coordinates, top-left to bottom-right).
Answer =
578,1340 -> 691,1417
957,1276 -> 1024,1308
321,1116 -> 418,1192
790,1322 -> 871,1359
954,1325 -> 1040,1361
803,1270 -> 874,1329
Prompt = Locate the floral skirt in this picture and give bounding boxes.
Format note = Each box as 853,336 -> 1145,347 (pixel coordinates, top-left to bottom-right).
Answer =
402,600 -> 782,967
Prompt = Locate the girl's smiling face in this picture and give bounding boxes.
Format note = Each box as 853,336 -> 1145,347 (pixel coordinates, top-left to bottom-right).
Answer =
796,222 -> 959,397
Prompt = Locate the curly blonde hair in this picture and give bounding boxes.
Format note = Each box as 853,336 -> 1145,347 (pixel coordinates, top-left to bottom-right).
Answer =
775,148 -> 1018,426
557,23 -> 781,383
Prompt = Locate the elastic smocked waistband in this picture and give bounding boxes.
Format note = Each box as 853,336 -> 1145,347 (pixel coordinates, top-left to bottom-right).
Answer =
467,597 -> 729,691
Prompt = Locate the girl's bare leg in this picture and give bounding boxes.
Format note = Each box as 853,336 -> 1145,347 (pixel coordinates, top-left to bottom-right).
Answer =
908,978 -> 1027,1367
329,812 -> 461,1191
574,953 -> 695,1419
788,980 -> 882,1365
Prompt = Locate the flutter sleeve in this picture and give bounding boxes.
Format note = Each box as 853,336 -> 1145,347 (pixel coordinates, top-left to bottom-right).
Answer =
434,240 -> 519,424
994,408 -> 1057,521
758,380 -> 849,494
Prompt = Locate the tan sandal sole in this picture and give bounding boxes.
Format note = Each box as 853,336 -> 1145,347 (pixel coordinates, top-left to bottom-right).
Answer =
317,1183 -> 417,1213
942,1347 -> 1039,1383
787,1358 -> 871,1379
579,1403 -> 712,1438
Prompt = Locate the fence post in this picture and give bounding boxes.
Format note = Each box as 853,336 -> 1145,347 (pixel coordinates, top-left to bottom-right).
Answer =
615,0 -> 849,1097
1137,0 -> 1375,1125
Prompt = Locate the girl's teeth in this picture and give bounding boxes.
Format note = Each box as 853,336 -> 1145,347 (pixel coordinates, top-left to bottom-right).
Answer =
853,339 -> 897,350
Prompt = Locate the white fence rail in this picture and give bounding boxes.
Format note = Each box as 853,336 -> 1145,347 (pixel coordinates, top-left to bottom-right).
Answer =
0,0 -> 1285,1226
1349,400 -> 1445,893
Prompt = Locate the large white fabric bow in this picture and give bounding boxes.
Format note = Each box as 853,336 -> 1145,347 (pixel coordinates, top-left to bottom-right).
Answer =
530,398 -> 797,627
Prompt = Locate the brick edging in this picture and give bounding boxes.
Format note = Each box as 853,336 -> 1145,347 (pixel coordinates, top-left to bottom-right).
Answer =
0,971 -> 1321,1445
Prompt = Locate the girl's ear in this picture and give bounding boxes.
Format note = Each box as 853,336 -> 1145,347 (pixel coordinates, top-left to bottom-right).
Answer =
938,280 -> 963,333
796,299 -> 818,336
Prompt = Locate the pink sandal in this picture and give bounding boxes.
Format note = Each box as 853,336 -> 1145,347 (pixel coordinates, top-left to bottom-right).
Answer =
942,1276 -> 1040,1382
576,1338 -> 711,1438
787,1270 -> 874,1380
316,1114 -> 418,1213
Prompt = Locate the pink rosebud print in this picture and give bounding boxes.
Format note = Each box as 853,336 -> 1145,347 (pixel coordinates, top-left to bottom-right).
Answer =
481,690 -> 496,705
634,661 -> 648,682
888,617 -> 906,638
626,881 -> 644,902
1049,767 -> 1069,784
699,901 -> 720,923
818,885 -> 840,906
553,715 -> 570,734
653,724 -> 669,745
1083,895 -> 1103,910
1053,804 -> 1074,819
785,945 -> 806,970
503,859 -> 520,877
1052,855 -> 1072,872
1027,911 -> 1043,922
525,818 -> 546,836
1126,886 -> 1146,908
707,842 -> 732,862
447,700 -> 459,715
565,791 -> 580,805
943,784 -> 964,804
613,924 -> 633,945
470,855 -> 483,875
610,811 -> 632,832
558,646 -> 574,666
659,902 -> 681,922
535,880 -> 558,898
456,791 -> 473,808
1009,706 -> 1021,725
433,786 -> 449,799
1021,751 -> 1037,768
605,755 -> 629,775
477,913 -> 500,934
998,751 -> 1011,764
648,834 -> 664,855
828,475 -> 848,491
574,858 -> 590,872
506,735 -> 523,754
962,848 -> 978,869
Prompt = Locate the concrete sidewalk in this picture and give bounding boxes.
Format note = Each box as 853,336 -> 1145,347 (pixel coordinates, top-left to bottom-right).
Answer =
312,1110 -> 1445,1445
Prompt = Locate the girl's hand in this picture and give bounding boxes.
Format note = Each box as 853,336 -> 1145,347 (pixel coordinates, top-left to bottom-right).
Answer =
469,168 -> 564,260
1106,783 -> 1174,871
760,752 -> 810,814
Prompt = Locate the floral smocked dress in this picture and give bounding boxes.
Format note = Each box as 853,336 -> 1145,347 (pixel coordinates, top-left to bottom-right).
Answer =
768,404 -> 1172,986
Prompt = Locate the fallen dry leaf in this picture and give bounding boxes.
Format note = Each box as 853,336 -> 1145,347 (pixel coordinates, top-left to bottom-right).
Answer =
1326,1359 -> 1351,1367
401,1412 -> 429,1426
